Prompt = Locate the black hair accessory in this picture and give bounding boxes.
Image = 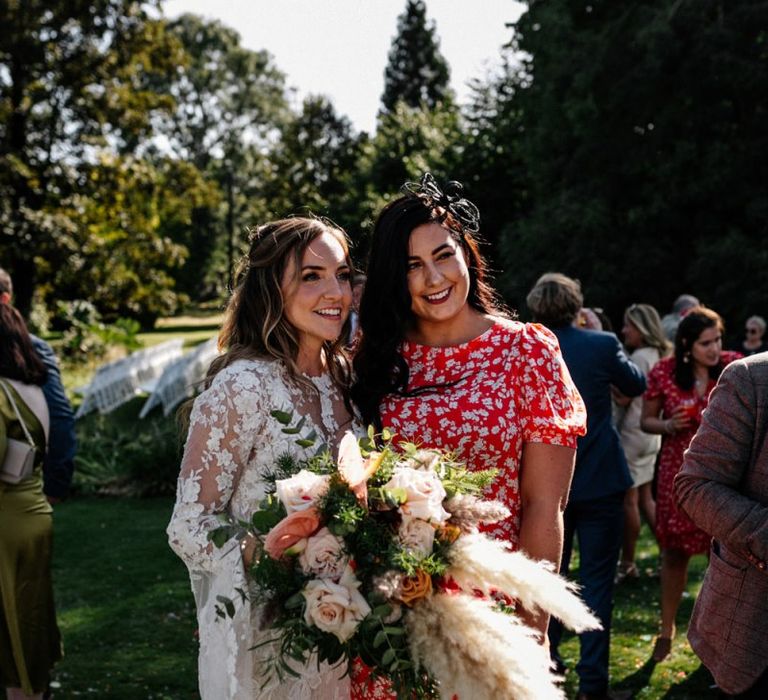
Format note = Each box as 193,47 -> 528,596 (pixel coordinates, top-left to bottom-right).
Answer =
402,173 -> 480,234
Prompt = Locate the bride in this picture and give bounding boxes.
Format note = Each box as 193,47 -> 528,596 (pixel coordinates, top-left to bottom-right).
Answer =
168,218 -> 355,699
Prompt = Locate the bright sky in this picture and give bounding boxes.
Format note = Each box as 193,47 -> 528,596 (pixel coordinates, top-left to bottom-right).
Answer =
162,0 -> 525,134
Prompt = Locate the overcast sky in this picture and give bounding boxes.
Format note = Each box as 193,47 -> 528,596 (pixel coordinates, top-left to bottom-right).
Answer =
162,0 -> 525,133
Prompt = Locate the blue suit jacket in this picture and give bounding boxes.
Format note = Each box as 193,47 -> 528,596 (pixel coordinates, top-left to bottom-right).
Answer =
552,325 -> 646,502
32,335 -> 77,498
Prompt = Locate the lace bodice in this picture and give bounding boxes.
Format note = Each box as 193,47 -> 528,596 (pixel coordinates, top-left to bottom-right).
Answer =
168,358 -> 352,700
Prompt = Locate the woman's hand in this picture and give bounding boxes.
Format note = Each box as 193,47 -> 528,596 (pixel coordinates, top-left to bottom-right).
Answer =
666,406 -> 694,433
240,534 -> 258,569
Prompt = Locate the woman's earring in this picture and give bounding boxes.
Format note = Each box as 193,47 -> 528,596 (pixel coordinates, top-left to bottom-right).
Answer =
683,353 -> 690,364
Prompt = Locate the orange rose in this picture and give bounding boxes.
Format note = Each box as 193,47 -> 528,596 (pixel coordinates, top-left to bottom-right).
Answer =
436,524 -> 461,544
264,507 -> 322,559
398,569 -> 433,607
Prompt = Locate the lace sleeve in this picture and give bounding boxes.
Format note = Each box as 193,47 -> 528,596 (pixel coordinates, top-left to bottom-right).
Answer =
167,366 -> 264,573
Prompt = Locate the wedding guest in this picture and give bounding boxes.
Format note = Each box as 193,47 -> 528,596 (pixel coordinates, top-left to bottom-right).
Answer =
527,272 -> 645,700
675,353 -> 768,698
640,307 -> 741,662
350,176 -> 586,696
168,218 -> 354,700
735,315 -> 768,356
0,303 -> 61,700
0,267 -> 77,503
660,294 -> 699,341
614,303 -> 670,583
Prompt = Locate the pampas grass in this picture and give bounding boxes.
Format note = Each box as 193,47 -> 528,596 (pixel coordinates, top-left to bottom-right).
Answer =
406,593 -> 564,700
443,495 -> 510,531
446,533 -> 600,633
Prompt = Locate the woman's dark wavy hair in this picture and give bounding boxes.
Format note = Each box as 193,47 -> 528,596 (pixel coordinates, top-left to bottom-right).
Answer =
0,304 -> 48,385
673,306 -> 725,390
351,193 -> 505,428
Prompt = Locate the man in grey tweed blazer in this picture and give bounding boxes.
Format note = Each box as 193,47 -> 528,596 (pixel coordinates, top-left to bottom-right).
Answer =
675,353 -> 768,698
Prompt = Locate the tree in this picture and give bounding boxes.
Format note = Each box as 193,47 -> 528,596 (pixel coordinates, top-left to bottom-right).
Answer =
0,0 -> 181,316
152,13 -> 290,298
261,95 -> 366,234
381,0 -> 452,113
503,1 -> 768,324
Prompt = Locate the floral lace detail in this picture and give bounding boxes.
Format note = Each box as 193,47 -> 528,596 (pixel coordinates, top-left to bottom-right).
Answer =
168,358 -> 352,699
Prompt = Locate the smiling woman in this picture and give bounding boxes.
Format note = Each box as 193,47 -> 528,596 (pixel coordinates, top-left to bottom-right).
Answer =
350,174 -> 587,698
167,217 -> 356,699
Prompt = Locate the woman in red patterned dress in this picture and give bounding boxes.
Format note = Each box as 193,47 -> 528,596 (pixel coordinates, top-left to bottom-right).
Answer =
640,307 -> 740,662
350,175 -> 587,696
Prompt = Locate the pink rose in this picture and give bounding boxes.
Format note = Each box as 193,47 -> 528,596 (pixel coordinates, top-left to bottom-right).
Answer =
384,467 -> 450,524
302,565 -> 371,642
264,507 -> 321,559
398,516 -> 437,557
299,527 -> 348,579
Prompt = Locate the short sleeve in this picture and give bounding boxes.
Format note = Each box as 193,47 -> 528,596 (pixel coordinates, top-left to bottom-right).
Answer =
167,364 -> 266,574
644,359 -> 668,401
514,323 -> 587,449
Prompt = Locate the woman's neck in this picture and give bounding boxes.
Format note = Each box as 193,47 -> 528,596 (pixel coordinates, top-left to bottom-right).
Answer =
745,337 -> 763,350
295,343 -> 326,376
407,306 -> 494,347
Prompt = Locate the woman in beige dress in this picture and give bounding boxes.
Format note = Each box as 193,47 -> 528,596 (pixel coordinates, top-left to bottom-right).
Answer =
614,303 -> 670,582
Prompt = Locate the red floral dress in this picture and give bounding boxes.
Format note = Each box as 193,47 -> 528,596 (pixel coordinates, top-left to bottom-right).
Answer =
645,351 -> 741,555
350,319 -> 586,698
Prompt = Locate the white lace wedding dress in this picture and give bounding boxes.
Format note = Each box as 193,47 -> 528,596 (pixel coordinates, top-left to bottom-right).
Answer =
168,358 -> 353,700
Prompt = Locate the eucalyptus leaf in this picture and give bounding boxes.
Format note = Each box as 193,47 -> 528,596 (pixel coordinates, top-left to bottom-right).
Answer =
382,648 -> 396,665
271,409 -> 293,425
208,526 -> 234,548
372,604 -> 392,618
373,630 -> 388,649
251,509 -> 282,533
285,592 -> 305,609
295,438 -> 315,448
383,625 -> 405,635
215,595 -> 236,618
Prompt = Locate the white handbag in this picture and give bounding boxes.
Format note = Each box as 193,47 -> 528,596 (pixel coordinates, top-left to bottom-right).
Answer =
0,380 -> 38,484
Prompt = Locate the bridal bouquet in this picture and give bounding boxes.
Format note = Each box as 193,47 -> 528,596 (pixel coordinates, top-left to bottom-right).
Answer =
211,420 -> 599,700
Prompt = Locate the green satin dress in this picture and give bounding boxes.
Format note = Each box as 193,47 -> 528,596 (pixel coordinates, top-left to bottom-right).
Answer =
0,381 -> 62,695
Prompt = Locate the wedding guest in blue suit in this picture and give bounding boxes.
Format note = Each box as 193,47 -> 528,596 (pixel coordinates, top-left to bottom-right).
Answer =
528,273 -> 645,700
0,268 -> 77,502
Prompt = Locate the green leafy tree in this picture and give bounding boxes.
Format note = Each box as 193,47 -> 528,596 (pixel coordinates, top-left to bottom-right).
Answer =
261,95 -> 366,236
0,0 -> 181,316
355,101 -> 462,257
39,155 -> 199,326
155,13 -> 290,297
504,1 -> 768,322
381,0 -> 452,113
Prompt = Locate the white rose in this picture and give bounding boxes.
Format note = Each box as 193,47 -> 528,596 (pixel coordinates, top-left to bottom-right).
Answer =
275,470 -> 329,514
303,566 -> 371,642
299,527 -> 348,579
398,516 -> 436,557
384,467 -> 450,524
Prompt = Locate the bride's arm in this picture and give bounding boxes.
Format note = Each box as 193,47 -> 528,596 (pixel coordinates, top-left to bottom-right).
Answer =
167,370 -> 263,573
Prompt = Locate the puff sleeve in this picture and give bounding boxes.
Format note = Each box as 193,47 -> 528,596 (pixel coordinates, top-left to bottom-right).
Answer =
514,323 -> 587,449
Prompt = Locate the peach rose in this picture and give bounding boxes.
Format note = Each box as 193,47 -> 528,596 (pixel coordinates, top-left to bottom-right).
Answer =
398,569 -> 433,607
384,467 -> 450,524
303,564 -> 371,642
398,516 -> 436,557
299,527 -> 348,579
263,507 -> 321,560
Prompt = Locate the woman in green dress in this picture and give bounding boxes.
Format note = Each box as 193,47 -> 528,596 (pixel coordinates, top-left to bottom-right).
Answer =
0,303 -> 61,699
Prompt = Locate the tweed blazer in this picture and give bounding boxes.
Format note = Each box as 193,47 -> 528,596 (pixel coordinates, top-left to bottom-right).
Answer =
675,353 -> 768,695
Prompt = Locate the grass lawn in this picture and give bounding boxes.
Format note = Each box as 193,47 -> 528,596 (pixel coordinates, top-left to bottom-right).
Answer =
49,497 -> 719,699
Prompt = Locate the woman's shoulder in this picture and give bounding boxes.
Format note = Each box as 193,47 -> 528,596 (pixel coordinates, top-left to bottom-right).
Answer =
648,354 -> 675,381
208,357 -> 283,393
489,318 -> 562,354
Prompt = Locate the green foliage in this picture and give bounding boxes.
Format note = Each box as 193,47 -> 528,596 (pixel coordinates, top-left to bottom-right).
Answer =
74,398 -> 182,496
381,0 -> 453,113
0,0 -> 182,317
55,300 -> 142,362
503,0 -> 768,321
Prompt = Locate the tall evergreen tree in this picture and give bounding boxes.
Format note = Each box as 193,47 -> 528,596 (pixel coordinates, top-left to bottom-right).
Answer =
381,0 -> 452,113
503,0 -> 768,324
